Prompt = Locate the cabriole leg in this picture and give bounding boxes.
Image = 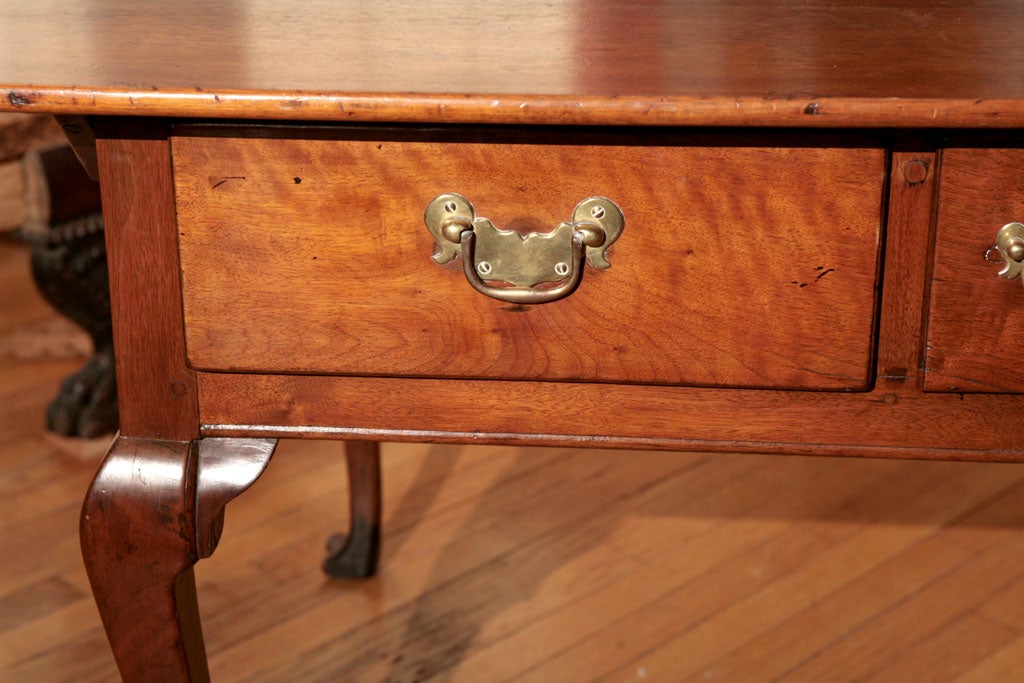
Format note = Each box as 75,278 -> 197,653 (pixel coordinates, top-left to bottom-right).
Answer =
324,439 -> 382,579
80,435 -> 276,682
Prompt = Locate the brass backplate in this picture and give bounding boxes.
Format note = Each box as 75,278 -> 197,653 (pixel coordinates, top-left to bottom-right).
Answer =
472,220 -> 575,287
424,193 -> 623,282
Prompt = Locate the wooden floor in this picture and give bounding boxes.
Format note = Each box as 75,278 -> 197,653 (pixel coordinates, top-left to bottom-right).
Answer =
4,233 -> 1024,682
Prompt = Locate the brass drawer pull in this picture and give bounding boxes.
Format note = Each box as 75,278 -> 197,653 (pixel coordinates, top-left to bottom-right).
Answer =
424,193 -> 624,304
995,222 -> 1024,285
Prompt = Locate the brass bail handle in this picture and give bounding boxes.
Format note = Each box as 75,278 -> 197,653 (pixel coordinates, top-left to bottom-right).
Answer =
424,193 -> 625,304
994,222 -> 1024,285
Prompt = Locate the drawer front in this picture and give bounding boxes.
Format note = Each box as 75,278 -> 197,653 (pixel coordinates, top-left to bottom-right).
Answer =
924,147 -> 1024,392
172,129 -> 884,390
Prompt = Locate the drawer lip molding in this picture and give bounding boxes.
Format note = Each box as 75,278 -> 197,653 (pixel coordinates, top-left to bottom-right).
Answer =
198,422 -> 1024,462
194,372 -> 1024,460
173,126 -> 886,392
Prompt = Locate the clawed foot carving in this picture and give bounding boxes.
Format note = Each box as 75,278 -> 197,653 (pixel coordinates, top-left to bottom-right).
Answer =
29,212 -> 117,438
46,345 -> 117,437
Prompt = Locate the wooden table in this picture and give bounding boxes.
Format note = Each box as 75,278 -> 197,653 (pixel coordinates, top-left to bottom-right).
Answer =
4,1 -> 1024,680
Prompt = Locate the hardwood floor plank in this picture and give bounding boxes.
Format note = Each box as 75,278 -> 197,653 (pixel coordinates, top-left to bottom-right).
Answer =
0,598 -> 105,671
777,542 -> 1024,681
954,633 -> 1024,683
2,619 -> 113,683
448,455 -> 857,683
0,575 -> 83,633
864,614 -> 1017,683
0,469 -> 96,532
654,473 -> 1024,683
0,502 -> 90,596
503,457 -> 908,682
593,466 -> 1024,683
979,572 -> 1024,631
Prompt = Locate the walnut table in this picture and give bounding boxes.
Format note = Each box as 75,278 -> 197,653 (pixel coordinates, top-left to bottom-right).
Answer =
3,1 -> 1024,680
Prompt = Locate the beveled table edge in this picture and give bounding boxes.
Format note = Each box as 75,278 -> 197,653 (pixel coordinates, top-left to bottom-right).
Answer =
4,87 -> 1024,128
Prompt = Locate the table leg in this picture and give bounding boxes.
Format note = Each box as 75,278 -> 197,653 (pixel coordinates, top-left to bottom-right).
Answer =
80,435 -> 276,682
324,440 -> 381,579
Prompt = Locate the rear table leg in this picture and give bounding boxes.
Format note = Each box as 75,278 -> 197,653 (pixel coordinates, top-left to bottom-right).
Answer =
324,440 -> 381,579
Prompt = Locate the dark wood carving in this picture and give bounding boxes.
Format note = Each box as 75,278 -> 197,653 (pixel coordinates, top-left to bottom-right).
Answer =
18,142 -> 116,437
29,211 -> 116,437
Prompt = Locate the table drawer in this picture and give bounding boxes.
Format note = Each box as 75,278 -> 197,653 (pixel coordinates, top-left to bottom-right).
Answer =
924,146 -> 1024,392
172,128 -> 884,390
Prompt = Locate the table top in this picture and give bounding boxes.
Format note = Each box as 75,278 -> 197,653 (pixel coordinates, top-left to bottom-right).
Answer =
2,0 -> 1024,127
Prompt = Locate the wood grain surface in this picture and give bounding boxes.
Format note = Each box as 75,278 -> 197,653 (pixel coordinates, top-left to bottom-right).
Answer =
195,371 -> 1024,460
174,128 -> 884,391
875,150 -> 938,390
2,1 -> 1024,127
95,119 -> 199,440
924,145 -> 1024,392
